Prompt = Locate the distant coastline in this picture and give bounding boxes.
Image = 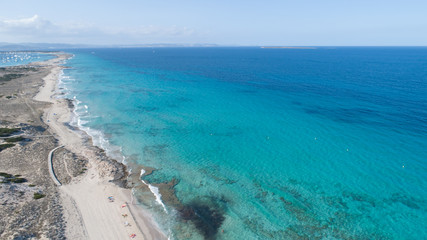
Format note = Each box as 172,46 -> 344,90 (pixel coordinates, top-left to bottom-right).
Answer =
260,46 -> 316,49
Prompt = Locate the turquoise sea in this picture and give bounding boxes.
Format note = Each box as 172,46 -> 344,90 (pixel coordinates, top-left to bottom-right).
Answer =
59,47 -> 426,239
0,52 -> 53,67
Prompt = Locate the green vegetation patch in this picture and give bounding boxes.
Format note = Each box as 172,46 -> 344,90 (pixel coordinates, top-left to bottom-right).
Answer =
0,143 -> 15,152
10,178 -> 27,183
20,67 -> 38,72
5,136 -> 25,143
79,167 -> 88,175
0,172 -> 13,178
0,73 -> 24,82
0,172 -> 27,183
33,192 -> 45,199
0,127 -> 20,137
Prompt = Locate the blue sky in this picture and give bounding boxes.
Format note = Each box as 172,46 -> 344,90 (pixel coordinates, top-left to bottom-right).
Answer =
1,0 -> 426,46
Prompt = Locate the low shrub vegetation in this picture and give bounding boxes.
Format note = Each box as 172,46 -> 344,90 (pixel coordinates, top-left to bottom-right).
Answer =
0,127 -> 20,137
5,136 -> 25,143
10,178 -> 27,183
33,192 -> 45,199
0,73 -> 24,82
0,143 -> 15,152
0,172 -> 13,178
0,172 -> 27,184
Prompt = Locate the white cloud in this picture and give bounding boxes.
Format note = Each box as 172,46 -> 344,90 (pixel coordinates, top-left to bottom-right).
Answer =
3,15 -> 40,25
0,15 -> 197,44
0,15 -> 54,34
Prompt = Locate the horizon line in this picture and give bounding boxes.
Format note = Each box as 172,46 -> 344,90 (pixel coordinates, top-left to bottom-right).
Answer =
1,42 -> 427,49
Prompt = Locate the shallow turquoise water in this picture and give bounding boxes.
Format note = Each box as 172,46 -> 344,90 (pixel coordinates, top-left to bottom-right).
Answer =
0,52 -> 53,67
60,47 -> 427,239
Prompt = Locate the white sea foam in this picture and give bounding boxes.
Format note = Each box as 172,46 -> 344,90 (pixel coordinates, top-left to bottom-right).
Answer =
61,67 -> 168,228
67,93 -> 126,163
56,70 -> 75,98
56,70 -> 66,97
140,169 -> 168,213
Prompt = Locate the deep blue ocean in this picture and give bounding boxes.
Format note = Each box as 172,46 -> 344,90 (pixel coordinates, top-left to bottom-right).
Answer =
59,47 -> 426,239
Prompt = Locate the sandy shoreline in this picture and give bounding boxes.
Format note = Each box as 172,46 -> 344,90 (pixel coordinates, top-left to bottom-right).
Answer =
38,53 -> 167,240
0,53 -> 166,239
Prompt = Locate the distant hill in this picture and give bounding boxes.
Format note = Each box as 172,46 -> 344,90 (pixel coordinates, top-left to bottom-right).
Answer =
0,43 -> 96,51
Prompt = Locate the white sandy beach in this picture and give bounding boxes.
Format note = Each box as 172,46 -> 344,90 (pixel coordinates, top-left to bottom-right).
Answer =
34,55 -> 167,240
